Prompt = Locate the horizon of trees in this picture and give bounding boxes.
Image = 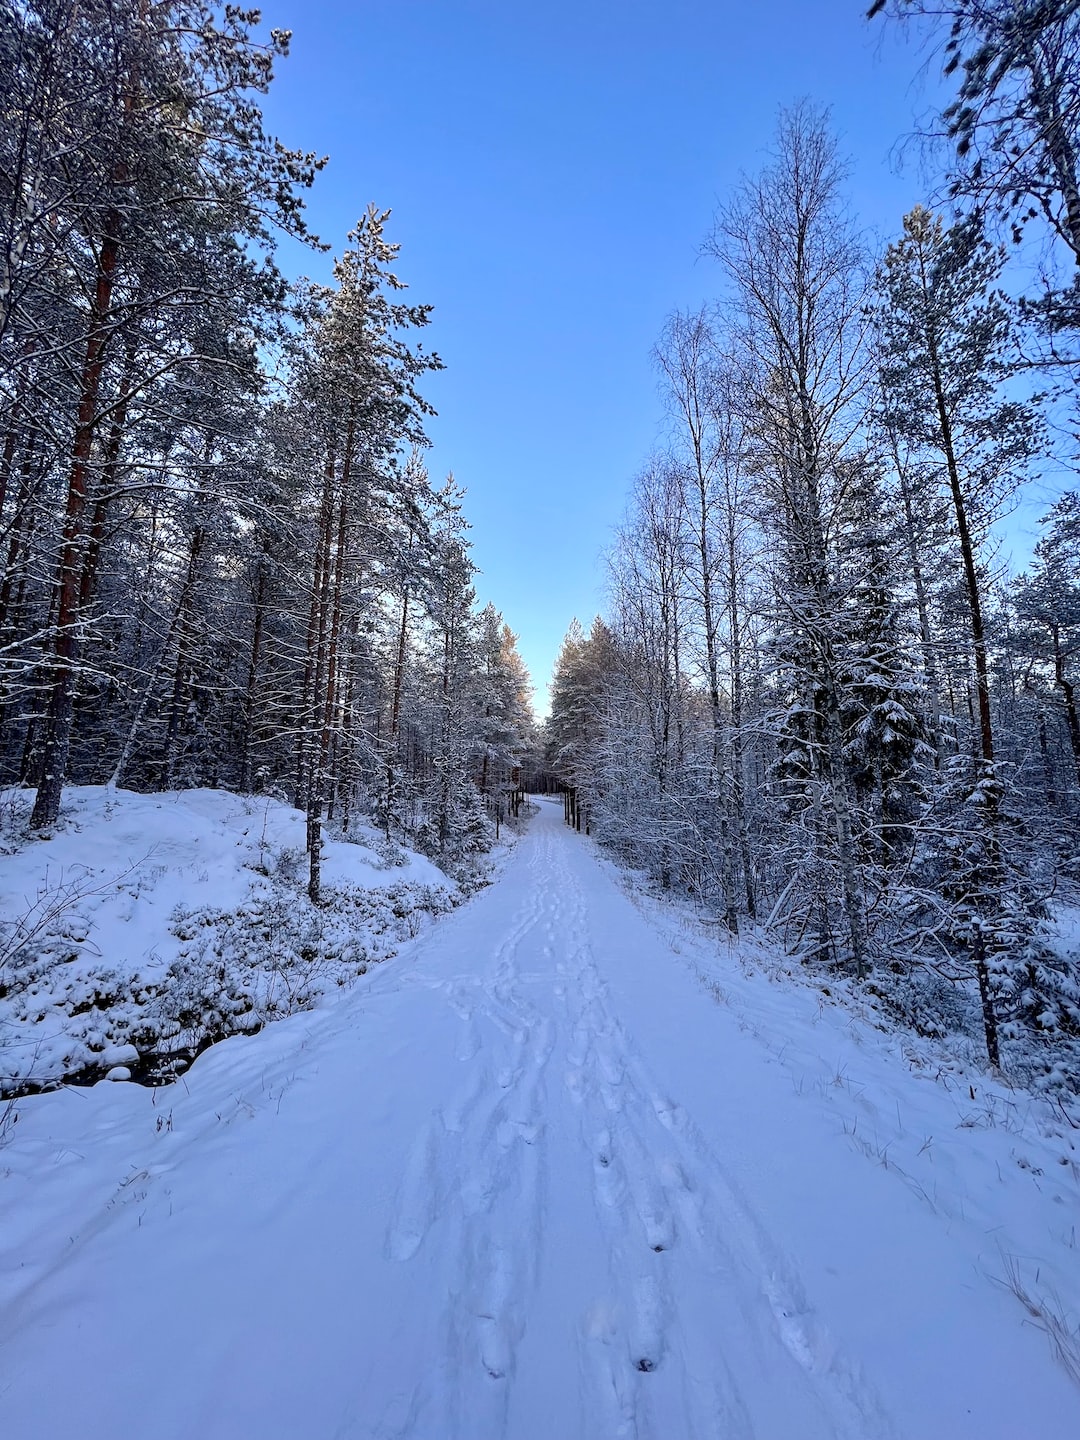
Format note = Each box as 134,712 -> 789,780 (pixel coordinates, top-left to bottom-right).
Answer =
546,2 -> 1080,1086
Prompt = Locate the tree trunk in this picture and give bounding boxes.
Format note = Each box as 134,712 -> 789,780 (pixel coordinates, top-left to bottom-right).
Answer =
1054,636 -> 1080,787
890,428 -> 943,762
384,583 -> 410,840
162,525 -> 206,787
30,224 -> 122,829
306,451 -> 339,901
295,455 -> 335,812
239,561 -> 269,793
920,281 -> 1001,1066
726,521 -> 756,919
76,339 -> 139,616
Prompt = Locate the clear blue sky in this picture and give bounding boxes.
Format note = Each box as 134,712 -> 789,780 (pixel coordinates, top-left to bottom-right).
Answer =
255,0 -> 1034,717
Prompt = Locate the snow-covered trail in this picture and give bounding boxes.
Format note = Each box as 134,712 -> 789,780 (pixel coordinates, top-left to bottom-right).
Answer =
1,799 -> 1076,1439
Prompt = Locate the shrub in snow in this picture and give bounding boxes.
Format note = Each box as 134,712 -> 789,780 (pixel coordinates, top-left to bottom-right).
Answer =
0,788 -> 463,1095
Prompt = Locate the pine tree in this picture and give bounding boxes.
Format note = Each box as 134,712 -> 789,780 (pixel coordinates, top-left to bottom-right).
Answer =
416,477 -> 491,869
877,205 -> 1044,1063
869,0 -> 1080,359
4,0 -> 324,829
474,604 -> 533,835
288,209 -> 440,901
1013,491 -> 1080,790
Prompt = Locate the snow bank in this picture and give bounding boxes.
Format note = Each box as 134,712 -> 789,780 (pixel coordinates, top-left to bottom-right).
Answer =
597,852 -> 1080,1396
0,786 -> 458,1094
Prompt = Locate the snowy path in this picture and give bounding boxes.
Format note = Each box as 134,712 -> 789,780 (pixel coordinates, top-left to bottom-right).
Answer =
1,799 -> 1077,1438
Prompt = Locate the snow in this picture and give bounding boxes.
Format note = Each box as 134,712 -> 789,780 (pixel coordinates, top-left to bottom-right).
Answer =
1,796 -> 1078,1437
0,786 -> 457,1092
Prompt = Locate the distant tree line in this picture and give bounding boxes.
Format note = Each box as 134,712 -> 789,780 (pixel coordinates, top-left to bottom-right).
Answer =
0,0 -> 535,894
547,2 -> 1080,1085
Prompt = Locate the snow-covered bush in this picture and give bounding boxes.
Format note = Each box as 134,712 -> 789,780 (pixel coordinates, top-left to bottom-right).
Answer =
0,788 -> 462,1095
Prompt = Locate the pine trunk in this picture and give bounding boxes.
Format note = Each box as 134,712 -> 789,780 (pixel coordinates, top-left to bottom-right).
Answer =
30,224 -> 122,829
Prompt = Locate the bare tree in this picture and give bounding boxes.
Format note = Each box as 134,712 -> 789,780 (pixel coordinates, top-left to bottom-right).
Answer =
706,103 -> 876,975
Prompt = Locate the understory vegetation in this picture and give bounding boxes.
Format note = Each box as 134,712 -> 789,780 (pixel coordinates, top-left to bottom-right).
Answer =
0,787 -> 507,1095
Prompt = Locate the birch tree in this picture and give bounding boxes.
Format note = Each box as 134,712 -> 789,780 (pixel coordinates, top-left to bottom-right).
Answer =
706,103 -> 874,974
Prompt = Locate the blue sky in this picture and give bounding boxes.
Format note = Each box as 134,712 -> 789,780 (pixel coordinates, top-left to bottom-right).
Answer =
256,0 -> 1028,717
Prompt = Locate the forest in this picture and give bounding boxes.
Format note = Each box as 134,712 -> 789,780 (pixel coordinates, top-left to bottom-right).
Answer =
0,0 -> 536,910
3,0 -> 1080,1097
546,3 -> 1080,1090
3,6 -> 1080,1433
